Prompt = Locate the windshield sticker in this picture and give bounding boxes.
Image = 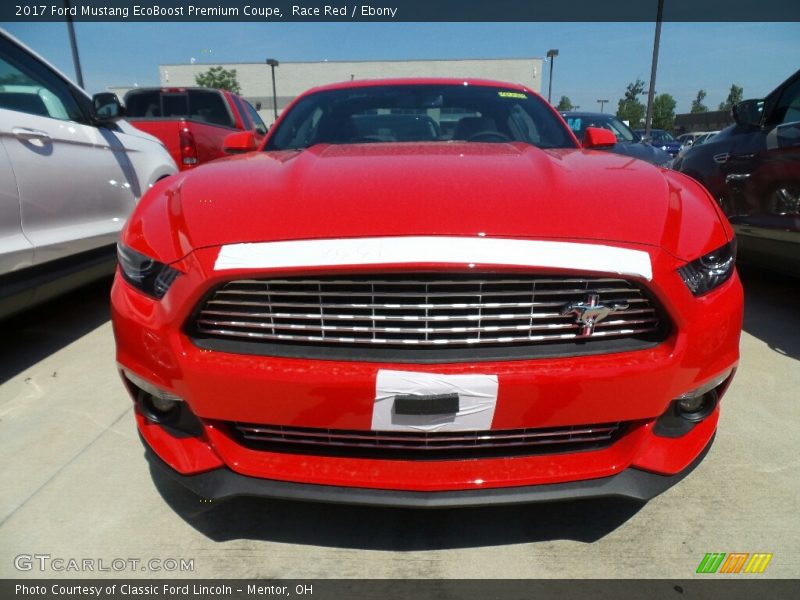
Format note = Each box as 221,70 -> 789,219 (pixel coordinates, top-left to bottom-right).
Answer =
498,91 -> 528,99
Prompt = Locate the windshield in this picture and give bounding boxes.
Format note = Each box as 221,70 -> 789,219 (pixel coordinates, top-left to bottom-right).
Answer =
563,114 -> 636,143
265,84 -> 577,150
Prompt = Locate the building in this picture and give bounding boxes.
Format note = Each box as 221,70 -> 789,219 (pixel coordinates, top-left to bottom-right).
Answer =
673,110 -> 734,134
111,57 -> 544,124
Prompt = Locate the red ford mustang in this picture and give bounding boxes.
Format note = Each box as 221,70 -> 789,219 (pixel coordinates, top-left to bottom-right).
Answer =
111,79 -> 743,507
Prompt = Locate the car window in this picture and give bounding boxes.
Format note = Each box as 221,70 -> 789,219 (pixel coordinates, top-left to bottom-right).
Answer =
649,130 -> 669,142
566,115 -> 634,143
508,104 -> 544,145
267,84 -> 577,150
125,89 -> 235,127
230,95 -> 252,129
242,99 -> 268,135
774,77 -> 800,125
186,90 -> 233,127
0,41 -> 85,122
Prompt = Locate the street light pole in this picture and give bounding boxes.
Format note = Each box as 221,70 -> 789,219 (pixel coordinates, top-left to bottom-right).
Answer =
597,99 -> 609,113
266,58 -> 279,122
546,49 -> 559,105
64,0 -> 84,88
644,0 -> 665,136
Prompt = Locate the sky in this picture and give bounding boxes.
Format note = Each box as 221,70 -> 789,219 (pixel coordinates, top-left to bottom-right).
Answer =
3,21 -> 799,114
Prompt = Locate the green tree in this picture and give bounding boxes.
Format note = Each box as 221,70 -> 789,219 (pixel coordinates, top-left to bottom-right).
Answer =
718,84 -> 744,112
691,89 -> 708,113
556,96 -> 573,111
195,66 -> 241,94
616,79 -> 646,129
652,93 -> 677,130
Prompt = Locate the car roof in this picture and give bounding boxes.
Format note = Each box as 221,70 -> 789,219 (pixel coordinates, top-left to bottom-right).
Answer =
303,77 -> 534,95
126,87 -> 228,93
561,111 -> 613,119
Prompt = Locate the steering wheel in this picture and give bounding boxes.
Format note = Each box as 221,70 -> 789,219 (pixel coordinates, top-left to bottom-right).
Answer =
466,131 -> 512,142
350,135 -> 394,143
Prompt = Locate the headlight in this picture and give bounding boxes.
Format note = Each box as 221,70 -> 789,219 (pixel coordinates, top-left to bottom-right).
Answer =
677,239 -> 736,296
117,243 -> 180,299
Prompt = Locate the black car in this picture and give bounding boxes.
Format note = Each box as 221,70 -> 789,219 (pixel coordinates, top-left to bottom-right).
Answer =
561,112 -> 673,167
675,69 -> 800,277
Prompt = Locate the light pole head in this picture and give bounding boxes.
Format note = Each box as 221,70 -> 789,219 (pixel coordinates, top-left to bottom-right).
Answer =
266,58 -> 280,67
546,49 -> 559,59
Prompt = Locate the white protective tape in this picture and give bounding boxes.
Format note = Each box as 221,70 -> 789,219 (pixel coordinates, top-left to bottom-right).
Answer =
214,236 -> 653,280
373,369 -> 499,432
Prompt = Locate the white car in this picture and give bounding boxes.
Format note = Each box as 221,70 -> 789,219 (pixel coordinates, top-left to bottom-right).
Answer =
676,131 -> 720,161
0,30 -> 177,318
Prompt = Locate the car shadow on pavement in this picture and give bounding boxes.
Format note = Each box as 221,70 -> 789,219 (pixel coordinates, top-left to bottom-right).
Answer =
739,266 -> 800,361
150,465 -> 644,549
0,278 -> 112,384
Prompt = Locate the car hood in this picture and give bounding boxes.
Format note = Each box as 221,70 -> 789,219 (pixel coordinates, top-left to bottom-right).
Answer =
130,142 -> 727,263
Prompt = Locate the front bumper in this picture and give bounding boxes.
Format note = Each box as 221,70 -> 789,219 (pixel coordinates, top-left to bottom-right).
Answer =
145,433 -> 714,508
112,243 -> 742,499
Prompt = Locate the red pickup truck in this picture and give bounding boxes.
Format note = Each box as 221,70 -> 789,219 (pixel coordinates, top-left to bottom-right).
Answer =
123,87 -> 267,170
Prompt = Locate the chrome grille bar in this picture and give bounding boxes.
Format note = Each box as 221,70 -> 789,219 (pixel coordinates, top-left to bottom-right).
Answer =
232,421 -> 623,458
215,287 -> 637,298
192,274 -> 663,351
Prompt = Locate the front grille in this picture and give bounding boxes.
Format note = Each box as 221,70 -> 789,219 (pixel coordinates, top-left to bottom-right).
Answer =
189,274 -> 666,360
232,421 -> 624,460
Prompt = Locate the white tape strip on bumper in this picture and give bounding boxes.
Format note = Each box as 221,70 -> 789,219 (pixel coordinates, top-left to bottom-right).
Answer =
373,369 -> 499,432
213,236 -> 653,280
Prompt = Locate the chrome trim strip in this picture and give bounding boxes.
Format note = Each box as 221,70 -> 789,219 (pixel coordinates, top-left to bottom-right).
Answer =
234,423 -> 621,449
193,326 -> 658,345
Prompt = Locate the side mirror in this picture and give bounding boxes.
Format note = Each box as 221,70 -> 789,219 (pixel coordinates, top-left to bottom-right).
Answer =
582,127 -> 617,148
223,131 -> 258,153
732,99 -> 764,127
92,92 -> 124,123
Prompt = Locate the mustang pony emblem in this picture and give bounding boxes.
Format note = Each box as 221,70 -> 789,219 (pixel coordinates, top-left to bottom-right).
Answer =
562,293 -> 629,337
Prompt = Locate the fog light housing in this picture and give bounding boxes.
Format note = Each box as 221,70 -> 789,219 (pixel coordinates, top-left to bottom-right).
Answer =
150,395 -> 178,413
653,369 -> 733,437
677,394 -> 705,413
122,370 -> 184,424
141,392 -> 180,423
121,370 -> 203,435
676,389 -> 718,422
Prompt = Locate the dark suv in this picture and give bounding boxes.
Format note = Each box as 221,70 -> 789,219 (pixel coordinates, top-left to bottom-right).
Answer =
675,69 -> 800,276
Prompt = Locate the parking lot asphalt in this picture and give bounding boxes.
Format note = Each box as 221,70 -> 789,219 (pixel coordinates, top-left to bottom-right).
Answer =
0,268 -> 798,579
